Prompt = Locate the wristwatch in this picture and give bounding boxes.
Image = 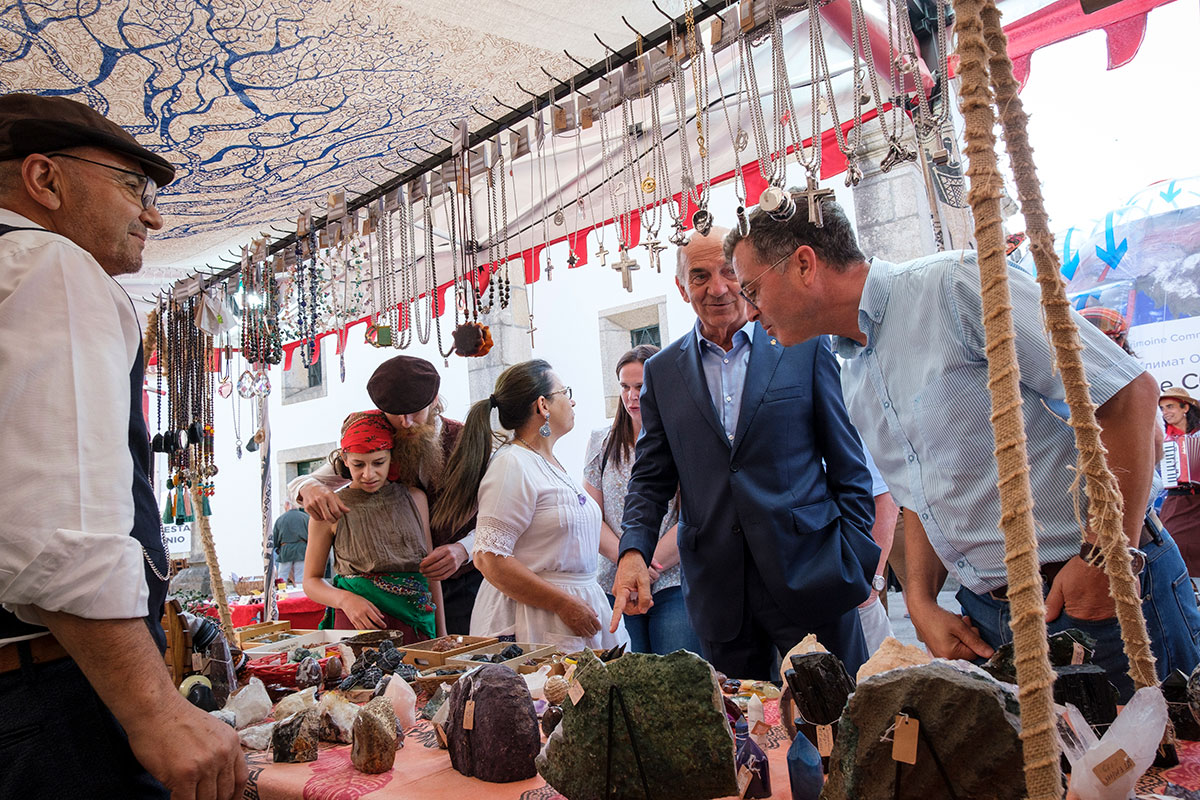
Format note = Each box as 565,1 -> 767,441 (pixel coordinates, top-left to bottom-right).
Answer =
871,573 -> 887,592
1079,542 -> 1147,577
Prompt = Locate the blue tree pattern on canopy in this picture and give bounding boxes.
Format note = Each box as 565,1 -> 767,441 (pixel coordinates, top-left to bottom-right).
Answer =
0,0 -> 483,239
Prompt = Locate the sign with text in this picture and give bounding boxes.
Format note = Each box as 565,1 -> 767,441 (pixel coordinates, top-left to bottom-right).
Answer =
164,523 -> 192,559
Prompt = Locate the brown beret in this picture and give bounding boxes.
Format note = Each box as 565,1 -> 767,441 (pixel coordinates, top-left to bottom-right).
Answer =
367,355 -> 441,415
0,93 -> 175,187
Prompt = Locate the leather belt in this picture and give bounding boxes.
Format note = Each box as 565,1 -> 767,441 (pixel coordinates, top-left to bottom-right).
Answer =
1167,484 -> 1199,497
0,634 -> 69,675
987,518 -> 1161,603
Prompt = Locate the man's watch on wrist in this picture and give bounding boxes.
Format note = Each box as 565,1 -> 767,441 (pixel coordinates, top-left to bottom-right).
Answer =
1079,542 -> 1147,576
871,573 -> 887,592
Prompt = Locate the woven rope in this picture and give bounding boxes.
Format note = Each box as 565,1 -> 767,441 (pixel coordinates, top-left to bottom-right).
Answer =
952,0 -> 1061,795
978,1 -> 1157,693
193,486 -> 236,643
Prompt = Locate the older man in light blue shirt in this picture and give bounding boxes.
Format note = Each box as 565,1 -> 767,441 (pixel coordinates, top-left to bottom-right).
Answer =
726,198 -> 1200,699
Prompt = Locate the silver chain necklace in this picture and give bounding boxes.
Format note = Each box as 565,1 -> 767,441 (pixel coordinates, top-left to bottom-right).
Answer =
513,437 -> 587,507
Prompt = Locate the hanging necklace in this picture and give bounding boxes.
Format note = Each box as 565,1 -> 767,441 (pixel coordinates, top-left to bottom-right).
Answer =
712,30 -> 751,234
513,436 -> 587,507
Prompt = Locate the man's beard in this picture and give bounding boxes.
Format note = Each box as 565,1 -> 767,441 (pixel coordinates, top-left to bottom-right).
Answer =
389,422 -> 443,489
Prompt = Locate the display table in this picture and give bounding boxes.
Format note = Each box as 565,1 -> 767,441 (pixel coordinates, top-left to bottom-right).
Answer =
204,592 -> 328,630
240,697 -> 1200,799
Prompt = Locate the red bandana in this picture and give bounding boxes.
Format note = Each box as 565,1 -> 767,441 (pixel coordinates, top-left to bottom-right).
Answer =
340,412 -> 395,454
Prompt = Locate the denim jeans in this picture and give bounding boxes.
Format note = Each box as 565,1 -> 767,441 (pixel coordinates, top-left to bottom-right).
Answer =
957,528 -> 1200,702
607,586 -> 703,655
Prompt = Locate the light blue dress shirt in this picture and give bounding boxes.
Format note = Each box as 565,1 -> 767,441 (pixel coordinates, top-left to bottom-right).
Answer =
694,319 -> 756,444
835,252 -> 1145,594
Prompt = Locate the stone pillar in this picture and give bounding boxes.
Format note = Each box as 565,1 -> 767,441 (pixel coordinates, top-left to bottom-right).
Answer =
850,121 -> 939,262
466,274 -> 533,404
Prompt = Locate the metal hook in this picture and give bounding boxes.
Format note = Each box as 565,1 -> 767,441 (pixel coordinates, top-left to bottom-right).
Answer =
594,33 -> 617,54
357,170 -> 384,189
471,105 -> 501,125
428,128 -> 451,143
621,15 -> 645,40
515,81 -> 541,102
397,152 -> 425,166
563,49 -> 590,71
492,95 -> 520,113
413,143 -> 441,157
269,225 -> 291,235
651,0 -> 676,24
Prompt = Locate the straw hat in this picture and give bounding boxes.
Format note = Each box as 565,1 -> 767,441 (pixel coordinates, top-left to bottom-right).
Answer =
1160,386 -> 1198,408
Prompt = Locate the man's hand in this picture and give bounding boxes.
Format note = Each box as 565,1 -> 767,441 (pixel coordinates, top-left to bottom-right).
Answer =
910,603 -> 994,660
1045,556 -> 1122,623
420,543 -> 468,581
340,593 -> 387,629
610,550 -> 654,633
300,484 -> 350,522
125,697 -> 247,800
556,595 -> 602,638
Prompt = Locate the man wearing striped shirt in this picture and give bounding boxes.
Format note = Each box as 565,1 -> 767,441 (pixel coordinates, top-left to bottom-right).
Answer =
725,198 -> 1200,700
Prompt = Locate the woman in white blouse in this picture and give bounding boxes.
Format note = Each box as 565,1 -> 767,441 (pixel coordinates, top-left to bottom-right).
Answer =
432,360 -> 629,652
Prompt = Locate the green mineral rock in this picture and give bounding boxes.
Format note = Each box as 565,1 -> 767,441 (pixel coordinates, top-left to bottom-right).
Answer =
536,649 -> 738,800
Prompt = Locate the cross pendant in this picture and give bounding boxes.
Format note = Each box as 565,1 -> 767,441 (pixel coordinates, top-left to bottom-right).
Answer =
595,244 -> 609,267
801,175 -> 836,228
642,239 -> 659,272
612,247 -> 639,293
879,141 -> 917,174
545,255 -> 554,281
528,314 -> 537,348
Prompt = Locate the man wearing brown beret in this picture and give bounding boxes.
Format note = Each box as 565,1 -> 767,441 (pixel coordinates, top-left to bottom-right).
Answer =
0,94 -> 246,798
289,354 -> 483,634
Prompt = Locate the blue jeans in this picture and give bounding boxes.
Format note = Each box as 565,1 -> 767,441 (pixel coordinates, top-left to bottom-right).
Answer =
607,586 -> 703,655
957,529 -> 1200,702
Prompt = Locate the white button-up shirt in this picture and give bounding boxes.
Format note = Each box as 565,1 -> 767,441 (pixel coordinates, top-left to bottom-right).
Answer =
836,252 -> 1144,593
0,209 -> 149,635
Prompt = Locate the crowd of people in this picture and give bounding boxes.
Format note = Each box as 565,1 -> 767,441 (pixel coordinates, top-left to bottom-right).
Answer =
3,92 -> 1199,800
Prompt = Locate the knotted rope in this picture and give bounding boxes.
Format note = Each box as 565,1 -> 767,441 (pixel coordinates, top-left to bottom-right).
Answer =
193,485 -> 236,644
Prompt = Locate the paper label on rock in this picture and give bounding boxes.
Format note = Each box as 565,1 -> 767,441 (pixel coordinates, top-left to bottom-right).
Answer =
817,724 -> 834,756
892,715 -> 918,764
463,699 -> 475,730
751,720 -> 771,737
564,663 -> 577,684
568,680 -> 585,706
736,765 -> 752,798
1072,642 -> 1085,665
191,652 -> 203,672
1094,748 -> 1134,787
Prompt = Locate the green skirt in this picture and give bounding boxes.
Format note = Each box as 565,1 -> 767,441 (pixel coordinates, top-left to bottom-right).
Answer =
318,572 -> 436,640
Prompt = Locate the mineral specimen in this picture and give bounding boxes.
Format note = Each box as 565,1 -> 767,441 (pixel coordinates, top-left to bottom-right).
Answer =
421,683 -> 452,721
541,705 -> 563,736
787,730 -> 823,800
785,652 -> 855,726
272,710 -> 320,763
1052,664 -> 1118,732
225,677 -> 271,729
352,697 -> 401,774
274,687 -> 318,719
544,675 -> 569,706
317,691 -> 359,744
982,628 -> 1096,684
537,650 -> 739,800
295,656 -> 323,689
383,669 -> 418,729
238,721 -> 275,751
446,664 -> 540,782
820,662 -> 1024,800
735,734 -> 771,799
855,637 -> 932,683
1163,670 -> 1200,741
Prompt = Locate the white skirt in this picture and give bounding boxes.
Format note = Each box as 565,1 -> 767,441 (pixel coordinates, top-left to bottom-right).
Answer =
470,570 -> 630,652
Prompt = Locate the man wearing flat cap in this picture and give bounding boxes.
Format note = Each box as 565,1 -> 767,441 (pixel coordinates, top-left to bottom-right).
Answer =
0,94 -> 246,798
289,354 -> 483,634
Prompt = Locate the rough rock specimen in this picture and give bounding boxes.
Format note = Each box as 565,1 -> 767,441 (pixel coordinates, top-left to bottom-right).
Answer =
1163,670 -> 1200,741
238,721 -> 275,751
272,710 -> 320,763
317,691 -> 359,744
1053,664 -> 1118,732
820,662 -> 1024,800
420,683 -> 451,721
226,677 -> 271,729
295,656 -> 323,689
537,649 -> 739,800
855,637 -> 932,683
446,664 -> 540,782
383,671 -> 418,729
785,652 -> 855,726
352,697 -> 401,774
274,687 -> 318,720
982,628 -> 1096,684
544,674 -> 569,706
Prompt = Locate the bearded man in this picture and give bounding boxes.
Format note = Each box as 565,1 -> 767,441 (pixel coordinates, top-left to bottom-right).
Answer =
289,355 -> 481,634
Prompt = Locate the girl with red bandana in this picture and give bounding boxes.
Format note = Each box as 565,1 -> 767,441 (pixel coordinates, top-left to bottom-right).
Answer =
303,411 -> 445,641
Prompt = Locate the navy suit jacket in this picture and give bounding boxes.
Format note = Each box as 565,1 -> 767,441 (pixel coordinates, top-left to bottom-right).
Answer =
620,324 -> 879,643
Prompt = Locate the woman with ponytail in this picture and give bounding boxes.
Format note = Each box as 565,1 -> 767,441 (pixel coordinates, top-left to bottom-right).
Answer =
433,360 -> 629,650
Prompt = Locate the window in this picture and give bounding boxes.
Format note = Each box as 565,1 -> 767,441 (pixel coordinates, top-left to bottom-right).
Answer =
630,324 -> 661,348
306,357 -> 322,389
282,344 -> 327,405
295,458 -> 324,477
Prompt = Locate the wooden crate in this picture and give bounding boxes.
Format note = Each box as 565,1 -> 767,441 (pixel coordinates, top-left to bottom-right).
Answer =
235,620 -> 292,649
401,635 -> 497,667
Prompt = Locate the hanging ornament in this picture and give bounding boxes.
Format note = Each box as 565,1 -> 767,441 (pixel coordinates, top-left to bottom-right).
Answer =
237,369 -> 256,399
451,322 -> 494,358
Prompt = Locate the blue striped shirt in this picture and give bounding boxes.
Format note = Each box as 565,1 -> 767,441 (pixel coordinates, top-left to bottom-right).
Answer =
695,319 -> 755,444
835,252 -> 1145,593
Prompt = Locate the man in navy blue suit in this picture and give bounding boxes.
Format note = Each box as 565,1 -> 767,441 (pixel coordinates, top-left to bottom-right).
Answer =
610,228 -> 879,679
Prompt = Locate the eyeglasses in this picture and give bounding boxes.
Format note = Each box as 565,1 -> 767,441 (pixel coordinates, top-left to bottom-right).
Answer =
548,386 -> 573,401
47,153 -> 159,209
738,251 -> 792,308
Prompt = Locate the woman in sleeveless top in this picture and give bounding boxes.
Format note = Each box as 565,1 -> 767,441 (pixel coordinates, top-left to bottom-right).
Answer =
303,412 -> 445,642
433,360 -> 629,652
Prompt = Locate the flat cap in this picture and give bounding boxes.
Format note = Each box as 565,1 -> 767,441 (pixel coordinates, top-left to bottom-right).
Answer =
0,93 -> 175,186
368,355 -> 441,415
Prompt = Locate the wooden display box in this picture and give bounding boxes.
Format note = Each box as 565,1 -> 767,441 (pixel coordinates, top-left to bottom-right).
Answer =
413,664 -> 472,690
242,629 -> 354,655
401,635 -> 498,667
235,620 -> 292,649
445,642 -> 556,671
